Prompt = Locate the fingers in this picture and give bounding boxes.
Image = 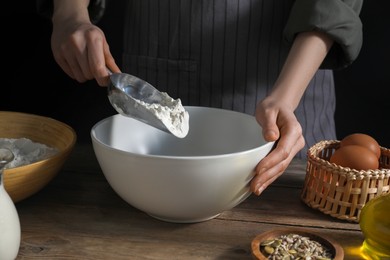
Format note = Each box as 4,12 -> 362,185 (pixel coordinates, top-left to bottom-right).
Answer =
250,133 -> 305,196
251,103 -> 305,196
255,102 -> 280,142
86,28 -> 111,86
104,40 -> 121,73
51,23 -> 120,87
52,29 -> 93,83
89,38 -> 122,86
52,52 -> 75,80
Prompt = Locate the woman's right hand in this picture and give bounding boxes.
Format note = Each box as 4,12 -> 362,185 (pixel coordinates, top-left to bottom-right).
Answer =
51,0 -> 120,86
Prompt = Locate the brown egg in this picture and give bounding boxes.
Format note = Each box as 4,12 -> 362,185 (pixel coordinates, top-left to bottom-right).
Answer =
330,145 -> 379,170
340,133 -> 381,159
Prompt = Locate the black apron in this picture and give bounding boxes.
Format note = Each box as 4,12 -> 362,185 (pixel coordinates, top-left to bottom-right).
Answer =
121,0 -> 336,158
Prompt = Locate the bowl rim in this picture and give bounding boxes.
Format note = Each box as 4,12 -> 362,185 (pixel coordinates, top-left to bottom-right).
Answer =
91,106 -> 275,160
0,111 -> 77,171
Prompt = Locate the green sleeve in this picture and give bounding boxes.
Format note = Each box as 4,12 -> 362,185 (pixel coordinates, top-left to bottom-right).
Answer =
283,0 -> 364,69
35,0 -> 107,24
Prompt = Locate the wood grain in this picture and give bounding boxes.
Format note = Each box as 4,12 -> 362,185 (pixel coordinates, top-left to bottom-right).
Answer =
14,144 -> 365,259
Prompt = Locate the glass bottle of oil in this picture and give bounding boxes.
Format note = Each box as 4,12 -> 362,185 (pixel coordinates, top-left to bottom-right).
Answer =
359,193 -> 390,260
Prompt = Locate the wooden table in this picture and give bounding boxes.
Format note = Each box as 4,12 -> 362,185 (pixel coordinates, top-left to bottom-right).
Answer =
15,144 -> 365,259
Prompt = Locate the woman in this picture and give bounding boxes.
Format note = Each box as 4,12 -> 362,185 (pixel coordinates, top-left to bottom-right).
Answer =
38,0 -> 363,195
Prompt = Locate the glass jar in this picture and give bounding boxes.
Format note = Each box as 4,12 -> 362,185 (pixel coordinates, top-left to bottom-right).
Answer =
359,193 -> 390,260
0,148 -> 21,260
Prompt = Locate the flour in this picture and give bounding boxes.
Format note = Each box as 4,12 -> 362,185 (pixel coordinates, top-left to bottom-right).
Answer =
134,92 -> 189,138
0,138 -> 59,168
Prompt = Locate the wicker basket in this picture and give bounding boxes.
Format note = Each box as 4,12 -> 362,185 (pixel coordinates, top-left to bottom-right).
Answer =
301,140 -> 390,222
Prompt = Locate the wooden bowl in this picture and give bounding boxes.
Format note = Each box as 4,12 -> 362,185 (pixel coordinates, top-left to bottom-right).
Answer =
251,228 -> 344,260
0,111 -> 77,202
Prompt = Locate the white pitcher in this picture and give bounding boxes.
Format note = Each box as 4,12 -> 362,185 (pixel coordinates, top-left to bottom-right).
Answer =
0,148 -> 21,260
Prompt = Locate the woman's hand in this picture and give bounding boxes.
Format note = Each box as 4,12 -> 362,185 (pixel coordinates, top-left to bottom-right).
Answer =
51,0 -> 120,86
250,96 -> 305,195
250,30 -> 333,195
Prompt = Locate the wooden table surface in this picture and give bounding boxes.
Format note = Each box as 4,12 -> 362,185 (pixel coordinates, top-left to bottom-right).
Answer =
15,144 -> 366,259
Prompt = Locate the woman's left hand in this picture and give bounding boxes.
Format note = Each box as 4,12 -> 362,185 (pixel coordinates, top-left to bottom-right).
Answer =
250,95 -> 305,195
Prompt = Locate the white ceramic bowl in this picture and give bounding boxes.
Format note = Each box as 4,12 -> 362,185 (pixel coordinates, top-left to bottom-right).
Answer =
91,106 -> 274,223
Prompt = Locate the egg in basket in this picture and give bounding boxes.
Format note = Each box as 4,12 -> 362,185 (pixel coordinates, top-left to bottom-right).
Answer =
301,133 -> 390,222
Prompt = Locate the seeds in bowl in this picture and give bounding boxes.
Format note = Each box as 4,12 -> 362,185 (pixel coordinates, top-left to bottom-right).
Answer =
260,233 -> 333,260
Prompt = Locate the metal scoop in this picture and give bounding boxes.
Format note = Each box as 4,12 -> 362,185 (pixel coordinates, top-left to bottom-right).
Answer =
0,148 -> 14,173
107,72 -> 188,137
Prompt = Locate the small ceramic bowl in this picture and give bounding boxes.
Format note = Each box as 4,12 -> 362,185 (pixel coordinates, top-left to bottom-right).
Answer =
251,228 -> 344,260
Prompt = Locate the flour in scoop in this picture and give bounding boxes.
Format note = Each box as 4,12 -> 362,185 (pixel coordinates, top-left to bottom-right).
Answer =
135,92 -> 189,138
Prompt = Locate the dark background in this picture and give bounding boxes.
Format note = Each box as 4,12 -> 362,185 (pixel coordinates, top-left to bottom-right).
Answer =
2,1 -> 390,148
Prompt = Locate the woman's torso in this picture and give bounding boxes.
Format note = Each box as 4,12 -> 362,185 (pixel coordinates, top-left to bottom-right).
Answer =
121,0 -> 336,158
